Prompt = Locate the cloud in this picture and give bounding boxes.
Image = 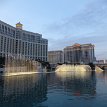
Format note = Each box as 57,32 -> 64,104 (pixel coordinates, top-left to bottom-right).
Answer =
47,0 -> 107,36
0,0 -> 9,6
48,34 -> 107,59
47,0 -> 107,59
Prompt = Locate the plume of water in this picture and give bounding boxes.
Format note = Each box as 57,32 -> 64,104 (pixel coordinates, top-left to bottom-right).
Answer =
55,64 -> 92,72
95,66 -> 103,73
3,54 -> 41,76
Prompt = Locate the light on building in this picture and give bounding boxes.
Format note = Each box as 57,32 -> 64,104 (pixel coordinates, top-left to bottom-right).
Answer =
16,22 -> 23,30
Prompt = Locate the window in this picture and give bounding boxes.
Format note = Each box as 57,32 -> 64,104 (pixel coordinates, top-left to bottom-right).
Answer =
5,26 -> 7,34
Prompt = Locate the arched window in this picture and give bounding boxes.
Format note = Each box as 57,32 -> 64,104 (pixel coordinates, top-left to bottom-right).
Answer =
5,26 -> 7,34
85,51 -> 88,58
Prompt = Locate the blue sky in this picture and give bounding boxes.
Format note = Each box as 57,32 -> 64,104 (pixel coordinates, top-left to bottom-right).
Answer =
0,0 -> 107,59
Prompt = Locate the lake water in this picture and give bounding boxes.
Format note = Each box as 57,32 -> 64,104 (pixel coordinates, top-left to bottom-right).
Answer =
0,71 -> 107,107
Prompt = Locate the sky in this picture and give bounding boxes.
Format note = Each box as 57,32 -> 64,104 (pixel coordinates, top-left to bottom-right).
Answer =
0,0 -> 107,60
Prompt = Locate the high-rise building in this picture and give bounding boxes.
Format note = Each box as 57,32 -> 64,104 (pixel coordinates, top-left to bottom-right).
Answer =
0,20 -> 48,61
64,43 -> 95,64
96,60 -> 105,64
48,50 -> 63,65
105,60 -> 107,64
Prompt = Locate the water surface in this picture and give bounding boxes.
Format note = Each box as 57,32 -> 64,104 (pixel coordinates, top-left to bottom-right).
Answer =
0,71 -> 107,107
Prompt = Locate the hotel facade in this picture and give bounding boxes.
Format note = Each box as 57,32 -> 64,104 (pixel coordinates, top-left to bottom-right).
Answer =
0,20 -> 48,62
48,43 -> 96,65
48,50 -> 63,65
64,43 -> 95,64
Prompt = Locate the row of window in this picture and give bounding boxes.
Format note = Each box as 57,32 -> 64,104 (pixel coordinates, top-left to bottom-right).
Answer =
0,36 -> 47,61
21,32 -> 41,43
0,23 -> 48,44
64,50 -> 94,63
0,24 -> 16,38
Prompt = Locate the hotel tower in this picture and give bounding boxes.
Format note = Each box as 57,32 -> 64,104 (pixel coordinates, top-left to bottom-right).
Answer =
0,20 -> 48,62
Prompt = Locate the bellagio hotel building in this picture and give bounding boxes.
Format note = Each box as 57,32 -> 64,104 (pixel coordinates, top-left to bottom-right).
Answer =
0,20 -> 48,61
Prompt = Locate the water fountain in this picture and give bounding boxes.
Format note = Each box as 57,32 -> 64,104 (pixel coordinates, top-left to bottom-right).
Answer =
55,64 -> 92,72
3,54 -> 42,76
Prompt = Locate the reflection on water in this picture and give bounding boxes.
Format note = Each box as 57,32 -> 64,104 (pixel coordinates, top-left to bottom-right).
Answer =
56,70 -> 92,79
0,74 -> 47,107
0,71 -> 107,107
49,71 -> 96,97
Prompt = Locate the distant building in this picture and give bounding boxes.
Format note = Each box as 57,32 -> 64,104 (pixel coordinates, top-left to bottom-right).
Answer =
96,60 -> 105,64
64,43 -> 95,64
48,50 -> 63,65
105,60 -> 107,64
0,20 -> 48,61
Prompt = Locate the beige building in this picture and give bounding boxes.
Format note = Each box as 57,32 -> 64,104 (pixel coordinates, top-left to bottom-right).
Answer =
0,20 -> 48,61
64,43 -> 95,64
105,60 -> 107,64
48,51 -> 63,64
96,60 -> 105,64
